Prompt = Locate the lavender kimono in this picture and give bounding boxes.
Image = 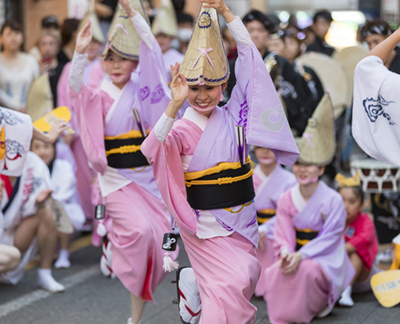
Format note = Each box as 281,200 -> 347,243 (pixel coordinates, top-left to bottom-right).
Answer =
68,13 -> 175,301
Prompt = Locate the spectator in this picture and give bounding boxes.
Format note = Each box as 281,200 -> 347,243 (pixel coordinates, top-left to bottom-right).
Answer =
306,10 -> 335,56
176,12 -> 194,54
59,18 -> 80,64
0,20 -> 40,112
37,29 -> 65,108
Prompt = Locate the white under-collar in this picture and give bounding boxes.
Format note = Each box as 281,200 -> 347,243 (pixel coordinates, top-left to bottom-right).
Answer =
291,184 -> 307,213
255,164 -> 273,184
183,107 -> 209,131
100,79 -> 123,101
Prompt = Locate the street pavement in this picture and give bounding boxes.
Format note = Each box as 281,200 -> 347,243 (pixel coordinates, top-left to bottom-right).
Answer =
0,235 -> 399,324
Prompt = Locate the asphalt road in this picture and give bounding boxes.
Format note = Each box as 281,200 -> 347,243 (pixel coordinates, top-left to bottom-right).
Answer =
0,235 -> 399,324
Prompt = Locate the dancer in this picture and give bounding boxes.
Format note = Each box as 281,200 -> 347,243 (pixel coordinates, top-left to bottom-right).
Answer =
68,0 -> 176,323
141,1 -> 299,322
253,147 -> 296,297
31,138 -> 85,268
262,95 -> 355,324
335,173 -> 379,307
353,25 -> 400,166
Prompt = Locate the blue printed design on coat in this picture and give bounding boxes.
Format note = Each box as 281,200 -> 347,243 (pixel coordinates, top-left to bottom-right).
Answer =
150,84 -> 164,104
363,95 -> 396,125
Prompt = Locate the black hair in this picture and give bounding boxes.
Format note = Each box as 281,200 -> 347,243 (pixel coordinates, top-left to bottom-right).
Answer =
176,12 -> 194,25
242,10 -> 273,33
61,18 -> 80,47
42,16 -> 59,29
338,186 -> 365,205
313,10 -> 333,23
361,19 -> 392,40
0,20 -> 24,52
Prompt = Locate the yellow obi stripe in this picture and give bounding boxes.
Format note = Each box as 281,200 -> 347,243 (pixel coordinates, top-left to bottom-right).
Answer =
185,157 -> 254,187
295,228 -> 319,250
105,130 -> 149,157
104,130 -> 148,140
257,208 -> 276,224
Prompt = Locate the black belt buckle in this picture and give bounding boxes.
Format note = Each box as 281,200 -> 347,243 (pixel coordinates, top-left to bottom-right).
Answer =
162,233 -> 178,252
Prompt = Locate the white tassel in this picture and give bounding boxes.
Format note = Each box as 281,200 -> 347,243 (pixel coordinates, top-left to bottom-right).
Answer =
163,252 -> 179,272
97,221 -> 107,237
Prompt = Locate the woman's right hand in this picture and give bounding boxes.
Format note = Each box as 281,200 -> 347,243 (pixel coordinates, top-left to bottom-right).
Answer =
165,62 -> 188,118
76,21 -> 93,55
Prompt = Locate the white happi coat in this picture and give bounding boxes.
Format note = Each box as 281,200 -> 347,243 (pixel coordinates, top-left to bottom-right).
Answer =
0,107 -> 32,176
0,152 -> 51,284
353,56 -> 400,166
50,159 -> 85,230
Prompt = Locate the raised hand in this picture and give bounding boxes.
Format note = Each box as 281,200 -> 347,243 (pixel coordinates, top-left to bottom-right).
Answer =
165,63 -> 188,119
76,20 -> 93,55
36,189 -> 53,206
119,0 -> 136,18
199,0 -> 234,23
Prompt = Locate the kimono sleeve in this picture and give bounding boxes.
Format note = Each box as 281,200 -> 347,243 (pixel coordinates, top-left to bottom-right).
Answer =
299,193 -> 347,260
273,190 -> 297,257
353,56 -> 400,166
226,18 -> 299,167
68,53 -> 114,175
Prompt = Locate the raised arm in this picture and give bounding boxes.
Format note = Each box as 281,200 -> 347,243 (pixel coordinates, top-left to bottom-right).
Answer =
368,27 -> 400,62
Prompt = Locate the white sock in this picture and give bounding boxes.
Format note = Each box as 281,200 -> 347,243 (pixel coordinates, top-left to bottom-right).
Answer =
54,249 -> 71,269
38,268 -> 65,293
339,285 -> 354,307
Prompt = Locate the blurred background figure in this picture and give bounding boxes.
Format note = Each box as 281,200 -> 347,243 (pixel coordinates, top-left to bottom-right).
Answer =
0,20 -> 40,112
152,0 -> 184,82
176,11 -> 194,54
59,18 -> 80,64
307,10 -> 335,56
95,0 -> 118,38
29,15 -> 60,62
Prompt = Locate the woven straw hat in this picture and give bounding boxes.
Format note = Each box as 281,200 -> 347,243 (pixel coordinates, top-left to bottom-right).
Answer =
102,0 -> 149,60
26,73 -> 53,122
151,0 -> 178,37
297,93 -> 336,166
180,5 -> 229,86
79,0 -> 105,44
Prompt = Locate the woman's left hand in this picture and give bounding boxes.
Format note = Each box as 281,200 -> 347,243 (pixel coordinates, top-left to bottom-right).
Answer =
281,252 -> 302,275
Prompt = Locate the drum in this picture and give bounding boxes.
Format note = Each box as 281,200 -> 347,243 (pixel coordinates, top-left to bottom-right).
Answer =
350,159 -> 400,193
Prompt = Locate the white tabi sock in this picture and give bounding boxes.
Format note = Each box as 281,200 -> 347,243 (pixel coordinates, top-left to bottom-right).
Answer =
37,268 -> 65,293
179,268 -> 201,324
126,319 -> 141,324
338,285 -> 354,307
54,249 -> 71,269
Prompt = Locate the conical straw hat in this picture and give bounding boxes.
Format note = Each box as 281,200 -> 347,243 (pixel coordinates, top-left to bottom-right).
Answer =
26,73 -> 53,122
151,0 -> 178,37
297,94 -> 336,166
180,5 -> 229,86
78,0 -> 105,43
102,0 -> 149,61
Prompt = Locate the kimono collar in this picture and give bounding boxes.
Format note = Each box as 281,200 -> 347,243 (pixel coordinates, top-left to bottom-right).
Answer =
100,79 -> 123,101
183,107 -> 209,131
291,183 -> 307,213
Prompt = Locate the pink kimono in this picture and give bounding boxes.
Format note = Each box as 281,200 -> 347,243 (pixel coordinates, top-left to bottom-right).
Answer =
253,164 -> 296,297
68,13 -> 176,301
263,181 -> 355,324
57,57 -> 104,223
142,17 -> 299,323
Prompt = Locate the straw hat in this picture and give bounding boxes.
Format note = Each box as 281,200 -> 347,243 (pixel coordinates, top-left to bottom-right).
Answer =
151,0 -> 178,37
79,0 -> 105,44
102,0 -> 149,61
26,73 -> 53,122
297,94 -> 336,166
180,5 -> 229,86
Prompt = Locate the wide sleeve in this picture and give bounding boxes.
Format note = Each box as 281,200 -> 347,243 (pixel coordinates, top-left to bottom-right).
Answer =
68,52 -> 113,175
131,13 -> 171,129
352,55 -> 400,166
141,116 -> 197,235
273,190 -> 297,257
52,161 -> 77,204
347,215 -> 378,262
226,17 -> 299,167
299,193 -> 347,260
